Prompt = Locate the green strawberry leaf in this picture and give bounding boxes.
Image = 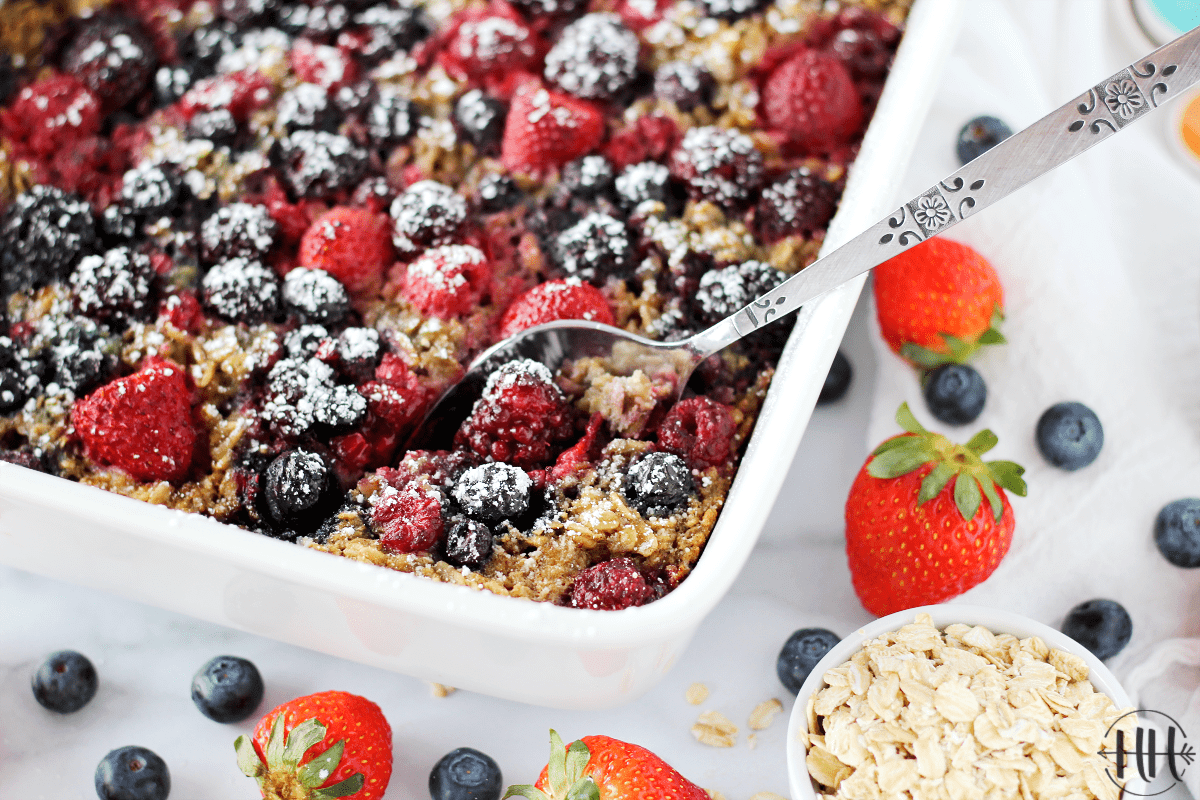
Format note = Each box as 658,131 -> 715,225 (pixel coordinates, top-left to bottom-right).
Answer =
987,460 -> 1028,496
265,713 -> 288,770
283,719 -> 327,771
871,435 -> 914,457
503,787 -> 552,800
978,327 -> 1006,345
978,473 -> 1004,522
311,773 -> 364,800
234,735 -> 265,781
298,739 -> 346,789
895,402 -> 928,435
547,730 -> 568,793
565,777 -> 601,800
564,739 -> 590,785
953,473 -> 982,521
868,441 -> 933,479
965,429 -> 998,456
918,462 -> 956,505
900,342 -> 951,369
943,334 -> 973,363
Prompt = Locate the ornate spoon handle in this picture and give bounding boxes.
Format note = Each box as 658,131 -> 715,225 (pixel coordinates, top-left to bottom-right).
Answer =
702,24 -> 1200,351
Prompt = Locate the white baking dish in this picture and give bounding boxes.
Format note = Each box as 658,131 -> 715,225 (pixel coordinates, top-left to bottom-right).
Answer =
0,0 -> 963,709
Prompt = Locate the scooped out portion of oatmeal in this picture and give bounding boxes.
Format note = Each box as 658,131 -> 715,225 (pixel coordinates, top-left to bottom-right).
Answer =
0,0 -> 912,608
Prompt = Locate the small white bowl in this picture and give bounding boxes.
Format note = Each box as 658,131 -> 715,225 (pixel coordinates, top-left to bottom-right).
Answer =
786,604 -> 1140,799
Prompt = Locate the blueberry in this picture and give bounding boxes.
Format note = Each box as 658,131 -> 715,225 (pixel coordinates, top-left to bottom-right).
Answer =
1155,498 -> 1200,568
453,463 -> 532,523
190,655 -> 264,723
956,115 -> 1012,165
443,518 -> 494,569
429,747 -> 503,800
622,452 -> 695,518
263,449 -> 337,533
32,650 -> 98,713
922,363 -> 986,425
201,258 -> 281,324
1035,401 -> 1103,470
1061,599 -> 1132,661
282,267 -> 349,326
817,350 -> 852,405
95,746 -> 171,800
777,627 -> 840,695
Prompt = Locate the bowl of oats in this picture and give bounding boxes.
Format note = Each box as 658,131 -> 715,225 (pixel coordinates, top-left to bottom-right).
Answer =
786,606 -> 1140,800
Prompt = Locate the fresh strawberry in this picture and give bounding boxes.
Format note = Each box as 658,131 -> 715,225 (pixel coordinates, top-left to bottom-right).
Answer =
298,206 -> 395,297
504,730 -> 709,800
401,244 -> 492,319
71,358 -> 198,483
236,690 -> 392,800
760,47 -> 862,153
499,278 -> 614,338
500,81 -> 605,174
873,237 -> 1005,368
844,403 -> 1027,617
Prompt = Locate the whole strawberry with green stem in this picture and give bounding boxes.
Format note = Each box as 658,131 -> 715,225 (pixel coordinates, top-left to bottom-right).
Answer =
874,238 -> 1006,368
235,690 -> 392,800
504,730 -> 709,800
845,403 -> 1027,617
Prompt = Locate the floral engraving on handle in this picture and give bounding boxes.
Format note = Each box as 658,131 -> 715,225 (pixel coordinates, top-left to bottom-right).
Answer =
1068,66 -> 1168,133
908,188 -> 955,238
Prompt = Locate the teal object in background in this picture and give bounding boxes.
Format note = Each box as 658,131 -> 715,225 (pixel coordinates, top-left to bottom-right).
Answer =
1133,0 -> 1200,44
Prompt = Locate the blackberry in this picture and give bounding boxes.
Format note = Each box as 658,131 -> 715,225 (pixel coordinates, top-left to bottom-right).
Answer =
670,126 -> 764,209
99,205 -> 139,245
694,260 -> 784,325
957,115 -> 1013,165
39,317 -> 117,395
543,13 -> 639,101
263,448 -> 338,534
559,155 -> 615,201
510,0 -> 587,19
95,747 -> 170,800
353,4 -> 431,65
0,58 -> 15,106
153,65 -> 196,107
278,2 -> 351,41
0,186 -> 99,296
332,79 -> 376,116
190,655 -> 264,723
282,267 -> 350,325
1035,401 -> 1103,471
336,326 -> 382,383
0,342 -> 26,412
199,202 -> 279,264
188,109 -> 240,147
1156,498 -> 1200,568
452,462 -> 532,523
451,90 -> 505,154
923,363 -> 986,426
696,0 -> 770,20
32,650 -> 99,713
776,628 -> 840,694
553,212 -> 635,283
187,23 -> 240,73
61,16 -> 157,110
622,451 -> 695,518
443,517 -> 494,568
216,0 -> 281,25
201,258 -> 281,323
283,323 -> 330,358
614,161 -> 675,211
429,747 -> 504,800
121,163 -> 183,219
476,174 -> 522,213
653,62 -> 715,111
1061,599 -> 1133,661
71,247 -> 156,326
390,180 -> 467,256
828,9 -> 901,80
274,130 -> 369,199
352,175 -> 394,210
275,83 -> 334,132
365,93 -> 416,147
817,350 -> 852,405
262,357 -> 367,436
755,168 -> 838,242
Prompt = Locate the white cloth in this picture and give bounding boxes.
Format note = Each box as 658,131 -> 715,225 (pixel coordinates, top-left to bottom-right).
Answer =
866,1 -> 1200,795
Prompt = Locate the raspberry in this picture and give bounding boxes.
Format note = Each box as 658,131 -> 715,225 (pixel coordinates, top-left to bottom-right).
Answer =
0,75 -> 102,160
372,480 -> 445,553
694,260 -> 784,325
402,244 -> 491,319
761,48 -> 862,153
298,206 -> 394,297
754,167 -> 839,242
70,247 -> 156,326
281,267 -> 350,325
499,278 -> 614,338
569,557 -> 653,610
669,125 -> 764,209
500,81 -> 605,174
552,212 -> 635,283
389,180 -> 468,256
71,359 -> 198,483
60,16 -> 157,111
455,359 -> 576,469
0,186 -> 99,296
657,396 -> 736,468
543,13 -> 639,101
653,62 -> 715,111
622,451 -> 695,518
273,130 -> 369,199
289,37 -> 359,89
179,70 -> 275,122
201,258 -> 281,323
440,7 -> 540,81
200,203 -> 280,265
159,291 -> 204,334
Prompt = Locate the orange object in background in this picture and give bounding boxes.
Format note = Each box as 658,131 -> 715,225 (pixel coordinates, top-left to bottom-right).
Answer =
1182,92 -> 1200,160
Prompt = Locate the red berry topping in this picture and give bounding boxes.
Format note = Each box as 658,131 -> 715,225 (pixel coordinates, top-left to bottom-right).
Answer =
72,359 -> 198,483
0,75 -> 102,159
159,291 -> 204,335
761,48 -> 862,152
179,69 -> 275,122
440,6 -> 541,82
569,557 -> 653,610
371,480 -> 445,553
455,359 -> 576,469
500,82 -> 605,174
289,38 -> 358,89
401,244 -> 492,319
657,396 -> 736,468
499,278 -> 614,338
298,206 -> 395,297
60,15 -> 157,111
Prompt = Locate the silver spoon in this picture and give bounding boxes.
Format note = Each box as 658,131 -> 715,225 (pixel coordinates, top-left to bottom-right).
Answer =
411,24 -> 1200,450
